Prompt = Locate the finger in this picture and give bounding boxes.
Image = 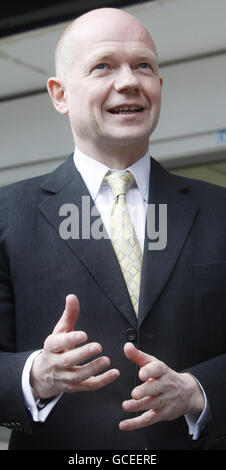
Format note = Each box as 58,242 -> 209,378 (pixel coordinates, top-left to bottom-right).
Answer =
45,330 -> 87,353
62,356 -> 110,387
74,368 -> 120,392
58,342 -> 103,367
119,409 -> 162,431
139,360 -> 167,382
122,395 -> 164,413
53,294 -> 80,334
124,342 -> 155,368
131,378 -> 160,400
64,357 -> 116,389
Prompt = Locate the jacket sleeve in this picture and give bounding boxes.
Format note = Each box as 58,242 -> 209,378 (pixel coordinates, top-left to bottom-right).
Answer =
187,353 -> 226,449
0,207 -> 33,435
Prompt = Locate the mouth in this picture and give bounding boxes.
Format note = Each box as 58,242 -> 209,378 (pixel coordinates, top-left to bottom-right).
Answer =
108,105 -> 145,115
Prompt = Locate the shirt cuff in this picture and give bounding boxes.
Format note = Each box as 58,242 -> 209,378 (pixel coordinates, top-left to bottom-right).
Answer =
21,350 -> 63,422
184,380 -> 211,440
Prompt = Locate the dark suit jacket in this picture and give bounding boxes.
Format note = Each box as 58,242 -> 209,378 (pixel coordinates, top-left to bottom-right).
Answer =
0,155 -> 225,450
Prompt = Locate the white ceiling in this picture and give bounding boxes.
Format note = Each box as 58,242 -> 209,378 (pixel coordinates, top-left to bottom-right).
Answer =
1,0 -> 226,100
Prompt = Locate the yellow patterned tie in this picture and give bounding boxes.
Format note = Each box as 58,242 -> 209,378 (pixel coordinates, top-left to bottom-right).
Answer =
105,171 -> 142,316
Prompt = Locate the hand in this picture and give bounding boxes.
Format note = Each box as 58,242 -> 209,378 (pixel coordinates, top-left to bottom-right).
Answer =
119,343 -> 205,431
30,294 -> 120,399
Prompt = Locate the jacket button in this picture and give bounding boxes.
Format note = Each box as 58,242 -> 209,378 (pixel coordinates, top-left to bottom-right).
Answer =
126,328 -> 137,342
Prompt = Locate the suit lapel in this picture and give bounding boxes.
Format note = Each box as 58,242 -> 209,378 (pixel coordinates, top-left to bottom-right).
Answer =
39,156 -> 137,328
38,155 -> 199,329
138,158 -> 199,327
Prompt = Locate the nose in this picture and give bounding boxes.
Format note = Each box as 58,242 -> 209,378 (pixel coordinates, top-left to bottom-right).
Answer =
113,65 -> 140,93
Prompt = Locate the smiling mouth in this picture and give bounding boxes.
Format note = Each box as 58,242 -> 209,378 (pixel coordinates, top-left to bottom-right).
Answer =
108,105 -> 145,114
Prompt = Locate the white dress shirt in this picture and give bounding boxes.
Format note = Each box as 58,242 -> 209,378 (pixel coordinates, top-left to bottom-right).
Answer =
74,146 -> 150,251
22,146 -> 210,438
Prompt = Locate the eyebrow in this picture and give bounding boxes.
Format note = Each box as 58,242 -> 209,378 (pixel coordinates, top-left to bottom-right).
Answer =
88,52 -> 113,64
135,53 -> 158,64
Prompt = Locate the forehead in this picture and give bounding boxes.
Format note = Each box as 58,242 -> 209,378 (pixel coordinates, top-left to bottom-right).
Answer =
72,17 -> 156,61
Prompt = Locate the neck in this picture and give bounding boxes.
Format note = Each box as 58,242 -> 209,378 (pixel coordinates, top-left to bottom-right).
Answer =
74,139 -> 149,169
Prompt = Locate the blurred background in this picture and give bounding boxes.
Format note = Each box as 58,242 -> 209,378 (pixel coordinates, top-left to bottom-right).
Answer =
0,0 -> 226,449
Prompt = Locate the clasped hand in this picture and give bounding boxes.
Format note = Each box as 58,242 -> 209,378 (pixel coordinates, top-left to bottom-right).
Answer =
30,295 -> 204,430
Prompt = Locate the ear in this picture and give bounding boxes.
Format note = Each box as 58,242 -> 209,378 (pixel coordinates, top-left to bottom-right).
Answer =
159,76 -> 163,88
47,77 -> 68,115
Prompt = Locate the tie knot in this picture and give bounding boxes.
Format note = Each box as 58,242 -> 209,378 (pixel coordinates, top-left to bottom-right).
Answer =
105,171 -> 134,199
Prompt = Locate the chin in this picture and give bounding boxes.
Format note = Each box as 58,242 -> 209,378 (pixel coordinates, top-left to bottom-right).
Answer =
108,129 -> 151,145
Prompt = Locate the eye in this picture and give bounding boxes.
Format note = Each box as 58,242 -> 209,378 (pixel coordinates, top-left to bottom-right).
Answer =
95,63 -> 107,70
137,62 -> 152,70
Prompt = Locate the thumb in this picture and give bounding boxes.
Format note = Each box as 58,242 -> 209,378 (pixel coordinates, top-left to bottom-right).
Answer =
124,342 -> 154,368
53,294 -> 80,334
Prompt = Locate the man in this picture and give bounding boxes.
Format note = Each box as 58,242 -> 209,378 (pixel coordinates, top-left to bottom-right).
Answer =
0,8 -> 225,450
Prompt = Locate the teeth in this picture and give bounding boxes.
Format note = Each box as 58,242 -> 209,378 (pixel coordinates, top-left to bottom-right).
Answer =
110,106 -> 143,114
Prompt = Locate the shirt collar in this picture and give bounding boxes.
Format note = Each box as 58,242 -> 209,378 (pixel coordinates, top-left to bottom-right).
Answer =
126,151 -> 150,202
73,146 -> 151,202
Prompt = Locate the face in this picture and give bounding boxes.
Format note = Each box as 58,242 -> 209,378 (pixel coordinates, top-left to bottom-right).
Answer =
50,12 -> 162,159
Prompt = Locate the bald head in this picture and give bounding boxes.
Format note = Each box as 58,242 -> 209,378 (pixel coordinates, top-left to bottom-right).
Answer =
55,8 -> 158,78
